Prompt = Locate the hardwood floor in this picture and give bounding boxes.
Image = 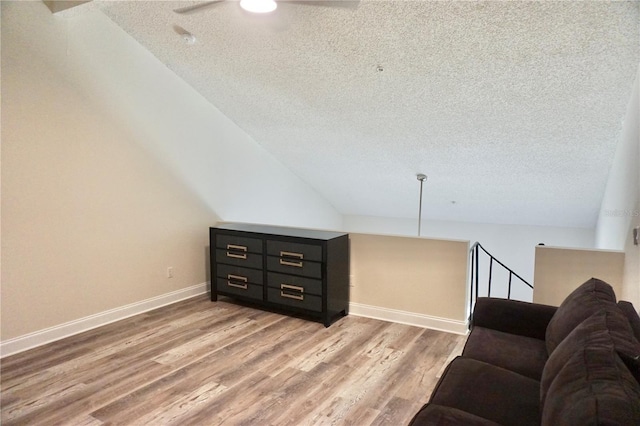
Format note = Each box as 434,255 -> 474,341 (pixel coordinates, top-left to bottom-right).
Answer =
1,295 -> 466,425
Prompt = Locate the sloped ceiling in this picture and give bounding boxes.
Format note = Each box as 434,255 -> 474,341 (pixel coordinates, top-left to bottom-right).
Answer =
91,0 -> 638,228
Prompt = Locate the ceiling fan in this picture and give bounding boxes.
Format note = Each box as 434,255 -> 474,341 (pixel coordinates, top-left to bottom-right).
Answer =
174,0 -> 359,15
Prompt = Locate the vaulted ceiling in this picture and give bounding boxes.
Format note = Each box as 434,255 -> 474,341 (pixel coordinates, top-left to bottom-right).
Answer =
91,1 -> 638,228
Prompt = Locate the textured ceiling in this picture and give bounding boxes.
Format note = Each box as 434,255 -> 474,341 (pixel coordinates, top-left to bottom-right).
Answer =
93,0 -> 639,228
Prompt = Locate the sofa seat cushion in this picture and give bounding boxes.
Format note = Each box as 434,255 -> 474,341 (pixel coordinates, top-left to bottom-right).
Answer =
429,356 -> 540,426
462,326 -> 548,380
542,346 -> 640,425
408,403 -> 501,426
545,277 -> 617,353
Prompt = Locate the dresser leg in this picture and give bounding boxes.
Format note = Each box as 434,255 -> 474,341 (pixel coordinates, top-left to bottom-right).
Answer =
211,292 -> 218,302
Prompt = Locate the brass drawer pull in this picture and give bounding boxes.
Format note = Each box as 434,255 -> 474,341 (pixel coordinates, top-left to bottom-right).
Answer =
228,282 -> 248,290
280,283 -> 304,300
228,274 -> 248,282
279,251 -> 303,268
280,251 -> 303,259
226,244 -> 247,260
281,283 -> 304,293
227,274 -> 248,289
280,291 -> 304,301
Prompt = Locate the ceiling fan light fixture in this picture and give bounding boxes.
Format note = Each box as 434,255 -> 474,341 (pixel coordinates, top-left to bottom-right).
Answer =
240,0 -> 277,13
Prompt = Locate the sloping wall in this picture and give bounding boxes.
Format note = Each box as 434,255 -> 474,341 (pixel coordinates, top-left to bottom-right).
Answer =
595,65 -> 640,307
596,66 -> 639,251
1,2 -> 341,344
619,67 -> 640,308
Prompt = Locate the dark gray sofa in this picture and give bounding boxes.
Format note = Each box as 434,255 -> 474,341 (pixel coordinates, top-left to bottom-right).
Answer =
409,278 -> 640,425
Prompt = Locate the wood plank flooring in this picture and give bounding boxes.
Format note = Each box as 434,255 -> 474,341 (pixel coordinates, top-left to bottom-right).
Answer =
1,295 -> 466,425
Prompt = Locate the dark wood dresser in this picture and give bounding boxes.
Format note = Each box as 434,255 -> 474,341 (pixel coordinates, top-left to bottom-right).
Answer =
209,223 -> 350,327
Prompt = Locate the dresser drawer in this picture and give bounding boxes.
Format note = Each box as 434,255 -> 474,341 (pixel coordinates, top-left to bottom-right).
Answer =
267,240 -> 322,262
216,234 -> 262,254
216,277 -> 263,301
216,264 -> 263,285
215,249 -> 262,269
267,287 -> 321,312
266,256 -> 321,279
267,272 -> 322,296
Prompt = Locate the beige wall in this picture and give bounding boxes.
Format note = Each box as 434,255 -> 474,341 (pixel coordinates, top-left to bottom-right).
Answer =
620,66 -> 640,308
350,233 -> 469,321
621,197 -> 640,307
533,246 -> 625,306
344,216 -> 595,303
1,6 -> 216,340
1,2 -> 341,342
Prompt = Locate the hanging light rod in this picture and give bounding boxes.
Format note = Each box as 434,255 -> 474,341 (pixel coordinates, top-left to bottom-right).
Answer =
417,174 -> 427,236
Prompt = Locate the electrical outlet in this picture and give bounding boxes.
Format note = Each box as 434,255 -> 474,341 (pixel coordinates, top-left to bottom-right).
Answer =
167,267 -> 174,278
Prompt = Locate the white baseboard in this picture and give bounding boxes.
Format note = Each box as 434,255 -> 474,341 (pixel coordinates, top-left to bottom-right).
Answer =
349,302 -> 469,335
0,283 -> 208,358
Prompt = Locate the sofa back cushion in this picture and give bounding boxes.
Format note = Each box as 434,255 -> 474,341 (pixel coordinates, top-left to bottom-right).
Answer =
540,309 -> 640,405
618,301 -> 640,385
541,346 -> 640,425
545,278 -> 617,354
618,301 -> 640,341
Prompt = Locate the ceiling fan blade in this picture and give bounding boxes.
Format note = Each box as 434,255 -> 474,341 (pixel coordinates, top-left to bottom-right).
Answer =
173,1 -> 226,15
286,0 -> 359,9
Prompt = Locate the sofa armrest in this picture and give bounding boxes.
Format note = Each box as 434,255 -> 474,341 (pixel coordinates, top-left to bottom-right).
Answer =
472,297 -> 557,340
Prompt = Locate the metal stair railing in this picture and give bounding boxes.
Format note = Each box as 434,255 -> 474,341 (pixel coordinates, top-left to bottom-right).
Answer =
468,242 -> 533,320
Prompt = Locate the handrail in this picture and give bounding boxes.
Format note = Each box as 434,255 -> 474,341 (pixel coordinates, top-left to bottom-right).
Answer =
468,242 -> 533,321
